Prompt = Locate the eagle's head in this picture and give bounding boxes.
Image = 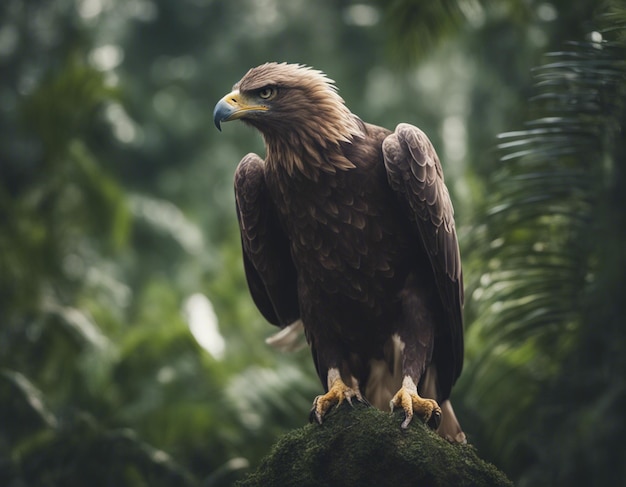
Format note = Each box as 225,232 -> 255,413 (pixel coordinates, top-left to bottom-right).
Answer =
213,63 -> 363,173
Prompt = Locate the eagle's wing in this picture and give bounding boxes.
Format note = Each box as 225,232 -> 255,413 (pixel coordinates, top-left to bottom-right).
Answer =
234,153 -> 300,327
382,123 -> 464,398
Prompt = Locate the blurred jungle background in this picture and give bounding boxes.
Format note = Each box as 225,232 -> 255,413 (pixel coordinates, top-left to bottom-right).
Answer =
1,0 -> 625,485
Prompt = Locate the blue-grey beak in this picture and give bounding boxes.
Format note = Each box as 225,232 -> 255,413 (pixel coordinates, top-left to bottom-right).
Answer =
213,89 -> 268,131
213,97 -> 235,132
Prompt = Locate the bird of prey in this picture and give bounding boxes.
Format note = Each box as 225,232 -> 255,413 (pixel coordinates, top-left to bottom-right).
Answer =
214,63 -> 466,443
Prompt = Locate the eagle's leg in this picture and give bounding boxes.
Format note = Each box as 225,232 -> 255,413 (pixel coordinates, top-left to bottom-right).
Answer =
390,283 -> 442,429
390,375 -> 442,429
309,367 -> 364,424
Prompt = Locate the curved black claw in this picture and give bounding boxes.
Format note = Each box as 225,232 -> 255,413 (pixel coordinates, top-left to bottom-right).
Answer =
309,396 -> 324,424
427,408 -> 442,430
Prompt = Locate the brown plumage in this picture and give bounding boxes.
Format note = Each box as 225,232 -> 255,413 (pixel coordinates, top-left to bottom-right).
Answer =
214,62 -> 465,442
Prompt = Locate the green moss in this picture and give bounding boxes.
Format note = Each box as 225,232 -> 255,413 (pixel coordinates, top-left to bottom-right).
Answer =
237,402 -> 512,487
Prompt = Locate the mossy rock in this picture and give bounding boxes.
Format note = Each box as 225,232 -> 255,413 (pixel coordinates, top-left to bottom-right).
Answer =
237,402 -> 512,487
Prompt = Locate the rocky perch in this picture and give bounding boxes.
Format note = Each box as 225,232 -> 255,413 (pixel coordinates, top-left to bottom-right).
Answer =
237,402 -> 512,487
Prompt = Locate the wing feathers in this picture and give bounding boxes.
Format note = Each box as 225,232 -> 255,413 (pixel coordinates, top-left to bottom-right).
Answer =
383,124 -> 460,282
383,123 -> 464,389
235,153 -> 300,327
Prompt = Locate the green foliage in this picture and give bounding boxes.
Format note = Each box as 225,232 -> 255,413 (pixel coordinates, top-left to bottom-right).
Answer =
0,370 -> 195,487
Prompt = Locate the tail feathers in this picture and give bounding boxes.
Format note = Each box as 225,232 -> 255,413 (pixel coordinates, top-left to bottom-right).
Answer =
438,399 -> 467,443
265,319 -> 306,352
364,358 -> 402,410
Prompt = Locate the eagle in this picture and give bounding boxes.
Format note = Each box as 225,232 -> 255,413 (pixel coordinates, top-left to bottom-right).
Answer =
214,63 -> 466,443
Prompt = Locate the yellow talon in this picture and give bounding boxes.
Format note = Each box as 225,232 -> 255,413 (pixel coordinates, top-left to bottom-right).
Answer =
390,378 -> 442,429
310,369 -> 363,424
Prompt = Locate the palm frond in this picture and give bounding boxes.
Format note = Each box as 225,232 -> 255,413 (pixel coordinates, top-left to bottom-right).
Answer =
461,6 -> 626,481
376,0 -> 531,63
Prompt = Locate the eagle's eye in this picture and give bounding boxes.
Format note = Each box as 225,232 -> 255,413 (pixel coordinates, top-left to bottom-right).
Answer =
258,87 -> 276,100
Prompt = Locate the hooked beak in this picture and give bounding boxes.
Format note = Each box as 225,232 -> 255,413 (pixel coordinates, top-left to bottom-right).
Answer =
213,90 -> 269,131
